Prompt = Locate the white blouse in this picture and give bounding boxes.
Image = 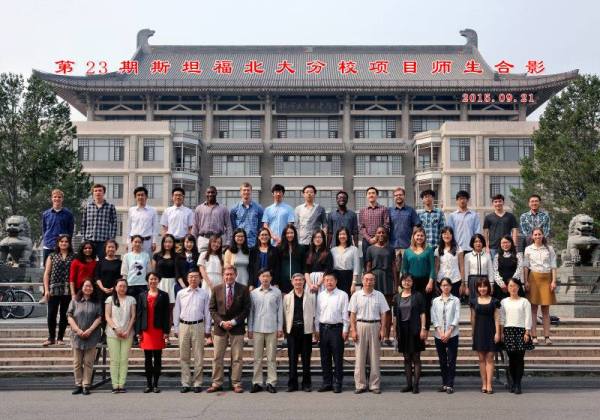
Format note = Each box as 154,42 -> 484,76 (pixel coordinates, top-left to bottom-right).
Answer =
331,245 -> 360,276
523,244 -> 557,273
198,252 -> 223,290
463,251 -> 495,286
501,297 -> 532,329
434,247 -> 463,284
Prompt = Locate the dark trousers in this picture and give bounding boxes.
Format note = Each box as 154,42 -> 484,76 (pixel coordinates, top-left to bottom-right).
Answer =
319,324 -> 344,387
508,351 -> 525,386
287,325 -> 312,387
91,241 -> 106,260
127,285 -> 148,300
413,277 -> 433,329
434,335 -> 459,387
47,295 -> 70,341
361,239 -> 370,269
144,350 -> 162,387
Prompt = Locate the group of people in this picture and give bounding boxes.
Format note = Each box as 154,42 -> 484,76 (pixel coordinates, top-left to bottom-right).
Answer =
39,182 -> 556,396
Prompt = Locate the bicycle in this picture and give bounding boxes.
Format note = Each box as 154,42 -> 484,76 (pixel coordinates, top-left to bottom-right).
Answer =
0,286 -> 35,319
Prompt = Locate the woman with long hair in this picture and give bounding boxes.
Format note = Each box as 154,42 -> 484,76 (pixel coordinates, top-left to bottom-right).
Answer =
224,228 -> 251,287
198,234 -> 224,295
304,229 -> 333,293
248,227 -> 281,290
278,224 -> 305,294
493,235 -> 523,299
331,227 -> 360,297
69,241 -> 97,297
152,234 -> 179,306
175,234 -> 199,295
120,235 -> 151,300
434,226 -> 464,298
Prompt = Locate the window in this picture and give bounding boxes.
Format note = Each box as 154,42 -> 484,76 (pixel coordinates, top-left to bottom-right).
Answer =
212,155 -> 260,176
142,176 -> 163,199
90,176 -> 124,200
450,176 -> 471,198
411,116 -> 459,135
490,176 -> 522,200
489,138 -> 533,161
143,139 -> 164,161
220,190 -> 260,208
284,190 -> 337,212
354,190 -> 394,210
168,117 -> 203,135
277,117 -> 339,138
173,143 -> 197,172
354,117 -> 396,138
450,138 -> 471,161
355,155 -> 402,176
218,117 -> 261,139
172,180 -> 198,207
78,138 -> 124,161
274,155 -> 341,176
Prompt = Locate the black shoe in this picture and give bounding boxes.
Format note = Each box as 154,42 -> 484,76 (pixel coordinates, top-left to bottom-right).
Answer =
118,388 -> 127,393
438,385 -> 447,392
286,385 -> 298,392
446,387 -> 454,394
82,388 -> 90,395
514,385 -> 522,395
193,386 -> 202,393
72,386 -> 83,395
250,383 -> 263,393
112,388 -> 119,394
318,385 -> 333,392
412,384 -> 420,394
266,384 -> 277,394
354,388 -> 368,394
153,387 -> 161,393
302,385 -> 312,392
401,385 -> 413,393
143,387 -> 152,393
371,389 -> 381,394
509,385 -> 515,393
180,386 -> 191,393
333,386 -> 342,393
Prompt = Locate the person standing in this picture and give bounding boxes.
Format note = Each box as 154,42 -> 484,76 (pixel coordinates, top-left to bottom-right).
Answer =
331,227 -> 360,297
95,240 -> 122,309
446,190 -> 481,253
464,234 -> 495,305
224,228 -> 251,287
283,273 -> 316,392
121,235 -> 151,300
207,265 -> 251,393
105,278 -> 136,393
69,241 -> 97,297
434,227 -> 464,298
494,235 -> 524,299
417,189 -> 445,249
278,224 -> 306,294
483,194 -> 519,259
349,271 -> 390,394
173,270 -> 212,393
136,272 -> 170,393
230,182 -> 264,248
152,234 -> 180,325
304,230 -> 333,294
160,187 -> 194,248
358,187 -> 390,267
519,194 -> 551,251
431,278 -> 461,394
248,269 -> 283,393
42,234 -> 74,347
81,184 -> 118,260
41,189 -> 74,264
127,186 -> 159,254
67,279 -> 102,395
295,185 -> 327,250
248,228 -> 281,289
192,186 -> 232,252
389,187 -> 421,268
327,191 -> 358,247
198,235 -> 224,299
315,272 -> 349,393
262,184 -> 295,247
175,234 -> 200,296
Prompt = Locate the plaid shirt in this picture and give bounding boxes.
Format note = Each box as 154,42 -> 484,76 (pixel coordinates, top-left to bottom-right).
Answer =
81,200 -> 117,241
519,210 -> 551,237
358,203 -> 390,241
417,208 -> 446,248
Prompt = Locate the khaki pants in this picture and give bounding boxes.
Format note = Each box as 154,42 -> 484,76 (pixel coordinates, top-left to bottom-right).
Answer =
73,347 -> 96,387
212,333 -> 244,387
252,332 -> 277,385
179,322 -> 205,387
354,322 -> 382,391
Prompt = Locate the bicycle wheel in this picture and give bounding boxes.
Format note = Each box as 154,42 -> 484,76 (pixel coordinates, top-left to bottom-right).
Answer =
0,290 -> 9,319
8,290 -> 35,319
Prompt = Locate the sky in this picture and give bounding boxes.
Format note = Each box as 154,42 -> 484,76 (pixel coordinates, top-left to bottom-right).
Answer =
1,0 -> 598,120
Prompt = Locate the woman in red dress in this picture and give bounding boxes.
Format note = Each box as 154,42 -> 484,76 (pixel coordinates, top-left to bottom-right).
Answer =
135,272 -> 170,393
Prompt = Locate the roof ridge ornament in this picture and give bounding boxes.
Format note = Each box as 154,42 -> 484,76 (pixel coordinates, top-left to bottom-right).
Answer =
459,28 -> 478,48
137,28 -> 155,54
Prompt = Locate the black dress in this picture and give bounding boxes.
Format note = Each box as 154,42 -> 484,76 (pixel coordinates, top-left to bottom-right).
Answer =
471,298 -> 500,352
393,292 -> 426,354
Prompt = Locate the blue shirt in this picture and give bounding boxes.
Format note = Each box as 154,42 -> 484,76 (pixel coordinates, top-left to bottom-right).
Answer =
389,205 -> 421,249
262,202 -> 295,242
42,207 -> 74,249
418,208 -> 446,248
230,200 -> 264,248
327,208 -> 358,247
446,209 -> 481,252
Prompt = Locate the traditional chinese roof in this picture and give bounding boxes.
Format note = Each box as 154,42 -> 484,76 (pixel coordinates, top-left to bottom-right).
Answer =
33,28 -> 578,115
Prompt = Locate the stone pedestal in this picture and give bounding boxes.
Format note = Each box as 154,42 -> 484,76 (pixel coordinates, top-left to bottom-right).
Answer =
555,266 -> 600,318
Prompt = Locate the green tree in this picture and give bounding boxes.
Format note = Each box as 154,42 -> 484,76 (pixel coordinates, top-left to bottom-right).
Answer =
512,74 -> 600,248
0,73 -> 90,243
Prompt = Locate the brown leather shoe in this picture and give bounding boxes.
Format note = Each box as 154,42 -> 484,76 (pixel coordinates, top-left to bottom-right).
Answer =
233,385 -> 244,393
206,385 -> 223,393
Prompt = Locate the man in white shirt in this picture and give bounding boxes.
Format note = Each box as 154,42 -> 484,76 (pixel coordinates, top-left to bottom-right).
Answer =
295,185 -> 327,249
315,272 -> 349,393
173,271 -> 212,393
127,186 -> 159,254
160,187 -> 194,249
349,272 -> 390,394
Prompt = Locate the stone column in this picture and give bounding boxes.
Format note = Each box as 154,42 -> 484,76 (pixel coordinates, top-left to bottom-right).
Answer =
260,95 -> 273,204
145,95 -> 154,121
401,94 -> 410,140
342,94 -> 354,206
460,102 -> 468,121
85,94 -> 95,121
200,95 -> 214,193
518,102 -> 527,121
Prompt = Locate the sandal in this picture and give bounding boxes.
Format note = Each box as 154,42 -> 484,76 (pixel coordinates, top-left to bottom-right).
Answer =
56,340 -> 65,346
481,388 -> 487,393
42,339 -> 54,347
532,336 -> 539,345
544,336 -> 553,345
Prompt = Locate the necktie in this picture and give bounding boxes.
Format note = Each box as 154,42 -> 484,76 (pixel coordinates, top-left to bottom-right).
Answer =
226,286 -> 233,310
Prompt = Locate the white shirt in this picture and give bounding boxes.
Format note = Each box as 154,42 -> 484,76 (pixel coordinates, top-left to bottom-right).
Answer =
348,289 -> 389,321
173,286 -> 212,334
523,244 -> 557,273
104,295 -> 136,339
464,251 -> 495,286
434,247 -> 463,284
501,297 -> 532,329
160,205 -> 194,239
127,205 -> 159,243
315,288 -> 349,333
198,252 -> 223,290
331,245 -> 360,276
430,294 -> 461,339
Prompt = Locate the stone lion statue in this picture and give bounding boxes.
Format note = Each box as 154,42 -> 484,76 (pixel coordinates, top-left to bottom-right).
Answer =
561,214 -> 600,267
0,216 -> 33,267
